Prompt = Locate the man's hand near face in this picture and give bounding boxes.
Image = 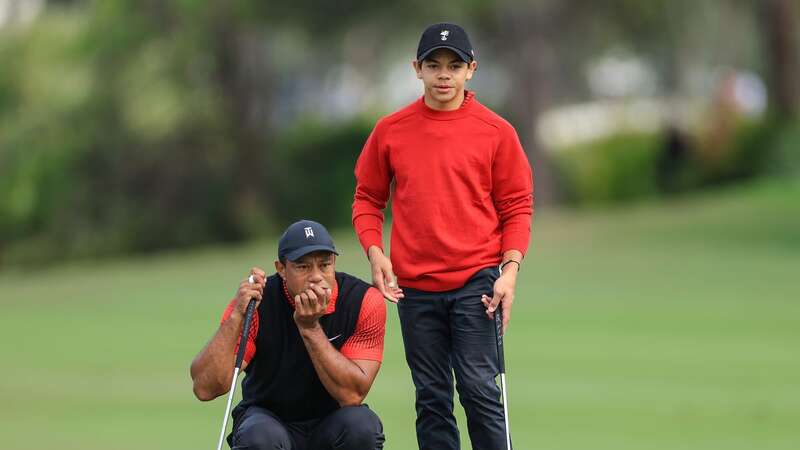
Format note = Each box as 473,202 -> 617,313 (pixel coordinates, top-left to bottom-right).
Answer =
293,283 -> 333,329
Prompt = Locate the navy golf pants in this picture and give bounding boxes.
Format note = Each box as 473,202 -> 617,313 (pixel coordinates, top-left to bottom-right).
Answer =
229,405 -> 384,450
398,267 -> 508,450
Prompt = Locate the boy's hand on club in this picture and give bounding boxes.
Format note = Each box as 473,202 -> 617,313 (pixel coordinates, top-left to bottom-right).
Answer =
482,271 -> 516,334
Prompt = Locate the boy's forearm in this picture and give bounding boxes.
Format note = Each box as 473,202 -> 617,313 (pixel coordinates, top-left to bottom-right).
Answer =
352,131 -> 391,254
500,211 -> 532,257
500,249 -> 523,279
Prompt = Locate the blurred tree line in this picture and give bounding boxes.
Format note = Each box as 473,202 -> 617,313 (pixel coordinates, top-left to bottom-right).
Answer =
0,0 -> 797,265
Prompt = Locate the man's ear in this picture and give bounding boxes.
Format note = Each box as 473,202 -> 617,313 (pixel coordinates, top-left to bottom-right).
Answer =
274,260 -> 286,279
412,59 -> 423,79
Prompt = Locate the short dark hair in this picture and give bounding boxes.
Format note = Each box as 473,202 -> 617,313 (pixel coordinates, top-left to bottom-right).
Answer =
420,49 -> 470,65
283,250 -> 336,265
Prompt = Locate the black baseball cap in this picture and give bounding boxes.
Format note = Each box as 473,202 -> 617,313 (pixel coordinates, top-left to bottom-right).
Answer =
417,22 -> 474,63
278,219 -> 338,262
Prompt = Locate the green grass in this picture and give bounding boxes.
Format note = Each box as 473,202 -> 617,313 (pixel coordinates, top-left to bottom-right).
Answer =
1,178 -> 799,450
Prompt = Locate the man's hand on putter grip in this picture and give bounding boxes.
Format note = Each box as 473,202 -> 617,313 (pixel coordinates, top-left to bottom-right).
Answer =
233,267 -> 266,320
368,246 -> 404,303
481,272 -> 516,334
293,283 -> 332,329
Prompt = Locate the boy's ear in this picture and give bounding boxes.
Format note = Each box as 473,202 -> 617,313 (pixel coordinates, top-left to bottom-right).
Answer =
466,60 -> 478,81
412,59 -> 423,79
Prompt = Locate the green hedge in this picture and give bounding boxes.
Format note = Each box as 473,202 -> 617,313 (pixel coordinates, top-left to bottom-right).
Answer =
553,118 -> 800,207
0,11 -> 248,265
267,118 -> 373,230
553,133 -> 664,206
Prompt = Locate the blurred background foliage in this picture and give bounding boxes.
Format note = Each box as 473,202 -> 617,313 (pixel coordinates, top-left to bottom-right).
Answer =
1,2 -> 798,449
0,0 -> 798,266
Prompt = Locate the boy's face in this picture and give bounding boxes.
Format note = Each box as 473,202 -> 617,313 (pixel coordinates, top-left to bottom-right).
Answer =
413,48 -> 477,110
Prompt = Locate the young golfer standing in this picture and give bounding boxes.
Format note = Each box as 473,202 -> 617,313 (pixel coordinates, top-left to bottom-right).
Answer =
352,22 -> 533,450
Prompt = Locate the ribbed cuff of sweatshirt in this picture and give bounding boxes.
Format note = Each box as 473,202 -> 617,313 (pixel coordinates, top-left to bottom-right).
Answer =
357,228 -> 384,255
353,213 -> 385,255
501,221 -> 532,256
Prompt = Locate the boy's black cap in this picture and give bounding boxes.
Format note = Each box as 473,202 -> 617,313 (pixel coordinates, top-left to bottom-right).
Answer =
278,219 -> 338,262
417,22 -> 474,63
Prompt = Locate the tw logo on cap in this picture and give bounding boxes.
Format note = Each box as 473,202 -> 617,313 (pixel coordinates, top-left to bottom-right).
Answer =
304,227 -> 314,239
440,30 -> 449,41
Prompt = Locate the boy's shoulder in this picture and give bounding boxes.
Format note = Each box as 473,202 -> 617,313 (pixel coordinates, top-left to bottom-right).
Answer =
374,98 -> 420,130
470,98 -> 517,134
370,94 -> 519,137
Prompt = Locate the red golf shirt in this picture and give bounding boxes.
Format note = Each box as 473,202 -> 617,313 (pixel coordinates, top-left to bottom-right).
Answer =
352,91 -> 533,291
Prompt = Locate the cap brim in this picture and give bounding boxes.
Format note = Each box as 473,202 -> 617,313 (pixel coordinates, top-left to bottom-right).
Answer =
285,245 -> 339,262
418,45 -> 472,63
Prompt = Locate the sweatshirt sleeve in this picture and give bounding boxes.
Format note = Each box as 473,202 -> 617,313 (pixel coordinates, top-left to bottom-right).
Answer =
352,120 -> 393,255
492,124 -> 534,256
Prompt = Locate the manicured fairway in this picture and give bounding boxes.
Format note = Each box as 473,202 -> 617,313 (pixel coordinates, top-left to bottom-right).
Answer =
1,179 -> 798,449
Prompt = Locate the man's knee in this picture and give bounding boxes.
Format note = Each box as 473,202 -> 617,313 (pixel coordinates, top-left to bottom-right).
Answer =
233,408 -> 292,449
322,406 -> 384,449
234,423 -> 292,449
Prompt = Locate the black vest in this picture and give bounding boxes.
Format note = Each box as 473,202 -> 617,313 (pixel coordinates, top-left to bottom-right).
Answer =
232,272 -> 370,422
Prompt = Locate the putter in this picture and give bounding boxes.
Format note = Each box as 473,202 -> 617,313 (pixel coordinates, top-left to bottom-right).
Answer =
216,275 -> 259,450
494,295 -> 512,450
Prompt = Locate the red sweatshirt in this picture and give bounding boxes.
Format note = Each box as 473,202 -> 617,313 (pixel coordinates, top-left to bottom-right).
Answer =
352,91 -> 533,291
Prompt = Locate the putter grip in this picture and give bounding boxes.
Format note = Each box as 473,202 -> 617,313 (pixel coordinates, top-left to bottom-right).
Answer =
234,299 -> 257,369
494,309 -> 506,373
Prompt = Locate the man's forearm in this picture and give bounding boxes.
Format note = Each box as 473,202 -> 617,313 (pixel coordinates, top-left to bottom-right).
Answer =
298,324 -> 372,406
190,312 -> 243,400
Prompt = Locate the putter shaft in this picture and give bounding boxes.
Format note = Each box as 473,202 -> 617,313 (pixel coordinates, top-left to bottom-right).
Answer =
500,372 -> 511,450
216,367 -> 241,450
215,298 -> 258,450
494,295 -> 512,450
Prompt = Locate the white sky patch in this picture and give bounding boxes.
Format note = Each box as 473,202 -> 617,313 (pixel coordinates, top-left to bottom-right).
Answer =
0,0 -> 43,29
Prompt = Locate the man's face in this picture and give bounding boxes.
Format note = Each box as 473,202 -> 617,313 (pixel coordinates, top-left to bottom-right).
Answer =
414,48 -> 477,108
275,251 -> 336,298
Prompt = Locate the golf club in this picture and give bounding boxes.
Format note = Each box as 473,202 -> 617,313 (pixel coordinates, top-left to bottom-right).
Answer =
216,274 -> 258,450
494,276 -> 512,450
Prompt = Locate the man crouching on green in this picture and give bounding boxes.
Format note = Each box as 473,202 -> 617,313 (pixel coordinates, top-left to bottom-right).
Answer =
191,220 -> 386,449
